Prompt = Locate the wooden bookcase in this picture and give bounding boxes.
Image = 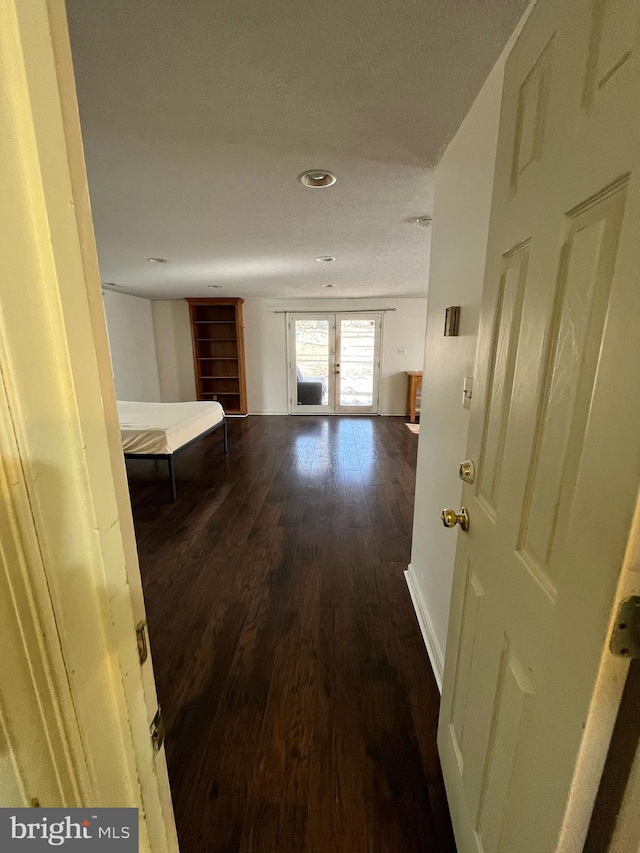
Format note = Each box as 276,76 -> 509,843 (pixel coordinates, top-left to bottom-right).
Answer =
186,298 -> 248,415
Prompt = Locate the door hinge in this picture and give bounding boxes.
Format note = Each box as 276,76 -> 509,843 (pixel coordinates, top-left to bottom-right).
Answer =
135,620 -> 148,665
610,596 -> 640,659
150,706 -> 165,754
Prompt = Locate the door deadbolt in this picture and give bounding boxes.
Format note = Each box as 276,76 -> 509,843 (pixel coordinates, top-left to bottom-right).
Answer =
441,507 -> 470,532
459,460 -> 475,484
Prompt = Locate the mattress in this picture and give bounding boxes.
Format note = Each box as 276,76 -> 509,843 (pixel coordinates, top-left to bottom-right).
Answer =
118,401 -> 225,455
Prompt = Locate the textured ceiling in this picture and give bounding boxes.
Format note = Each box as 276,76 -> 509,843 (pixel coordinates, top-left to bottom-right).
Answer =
66,0 -> 528,300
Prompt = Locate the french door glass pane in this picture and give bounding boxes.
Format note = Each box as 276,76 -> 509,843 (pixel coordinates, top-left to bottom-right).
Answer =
294,319 -> 329,406
339,319 -> 376,407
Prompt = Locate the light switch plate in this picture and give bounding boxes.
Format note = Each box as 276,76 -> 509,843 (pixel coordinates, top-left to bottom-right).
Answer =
462,376 -> 473,409
396,347 -> 407,355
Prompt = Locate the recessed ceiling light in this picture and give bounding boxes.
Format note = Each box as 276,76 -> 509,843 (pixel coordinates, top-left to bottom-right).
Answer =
322,283 -> 336,288
147,257 -> 169,263
298,170 -> 337,188
316,256 -> 336,262
207,285 -> 222,289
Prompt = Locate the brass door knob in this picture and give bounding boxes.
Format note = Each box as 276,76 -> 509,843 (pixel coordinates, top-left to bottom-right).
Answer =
441,507 -> 470,532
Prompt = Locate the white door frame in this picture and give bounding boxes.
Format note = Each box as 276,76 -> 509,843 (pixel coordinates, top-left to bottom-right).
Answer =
0,1 -> 177,848
287,312 -> 383,415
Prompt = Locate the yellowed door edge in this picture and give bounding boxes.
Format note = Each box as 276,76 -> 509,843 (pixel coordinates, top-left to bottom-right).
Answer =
0,0 -> 178,848
559,493 -> 640,849
0,342 -> 89,810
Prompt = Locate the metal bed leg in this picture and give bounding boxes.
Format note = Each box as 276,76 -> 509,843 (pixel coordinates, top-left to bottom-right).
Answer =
223,419 -> 229,453
168,456 -> 177,502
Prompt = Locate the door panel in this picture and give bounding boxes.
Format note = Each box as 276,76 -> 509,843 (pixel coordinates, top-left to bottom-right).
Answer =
583,0 -> 639,99
438,0 -> 640,849
474,640 -> 535,853
289,314 -> 335,414
518,187 -> 626,592
450,564 -> 486,770
335,314 -> 381,414
476,246 -> 528,517
511,37 -> 554,191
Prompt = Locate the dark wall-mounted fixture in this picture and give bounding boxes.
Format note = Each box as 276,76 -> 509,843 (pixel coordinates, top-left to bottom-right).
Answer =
444,306 -> 460,336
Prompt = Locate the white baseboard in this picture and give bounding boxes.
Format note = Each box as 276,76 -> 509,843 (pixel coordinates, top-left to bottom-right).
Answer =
404,564 -> 444,693
248,411 -> 408,417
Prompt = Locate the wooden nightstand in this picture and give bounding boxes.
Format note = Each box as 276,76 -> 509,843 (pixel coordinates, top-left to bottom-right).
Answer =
405,371 -> 422,423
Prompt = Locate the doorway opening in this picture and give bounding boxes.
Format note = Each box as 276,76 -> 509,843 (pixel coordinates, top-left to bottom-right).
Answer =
287,313 -> 382,414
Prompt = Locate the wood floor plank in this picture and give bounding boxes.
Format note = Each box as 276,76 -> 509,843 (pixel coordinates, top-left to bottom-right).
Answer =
127,416 -> 456,852
239,560 -> 321,853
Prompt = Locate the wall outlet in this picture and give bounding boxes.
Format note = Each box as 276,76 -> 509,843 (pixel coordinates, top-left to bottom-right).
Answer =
396,347 -> 407,355
462,376 -> 473,409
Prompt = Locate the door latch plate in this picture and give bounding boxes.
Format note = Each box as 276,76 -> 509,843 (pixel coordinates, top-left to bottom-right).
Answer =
150,706 -> 165,754
136,620 -> 148,665
610,596 -> 640,659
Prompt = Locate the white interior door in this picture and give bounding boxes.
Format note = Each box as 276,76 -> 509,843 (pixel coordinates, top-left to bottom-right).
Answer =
438,0 -> 640,850
288,313 -> 382,414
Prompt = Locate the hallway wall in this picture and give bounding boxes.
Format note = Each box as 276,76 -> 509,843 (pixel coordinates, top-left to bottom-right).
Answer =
152,299 -> 197,402
102,289 -> 161,401
407,50 -> 508,690
244,298 -> 427,415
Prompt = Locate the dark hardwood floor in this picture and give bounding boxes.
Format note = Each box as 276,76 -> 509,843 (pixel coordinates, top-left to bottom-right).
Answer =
128,415 -> 456,853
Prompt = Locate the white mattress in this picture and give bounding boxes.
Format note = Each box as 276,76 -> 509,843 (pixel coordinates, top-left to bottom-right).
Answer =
118,401 -> 225,455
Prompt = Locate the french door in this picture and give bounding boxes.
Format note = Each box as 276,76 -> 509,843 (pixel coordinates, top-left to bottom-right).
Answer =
288,313 -> 382,414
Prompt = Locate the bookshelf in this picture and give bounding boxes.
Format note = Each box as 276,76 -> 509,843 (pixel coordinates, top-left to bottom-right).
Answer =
186,298 -> 247,415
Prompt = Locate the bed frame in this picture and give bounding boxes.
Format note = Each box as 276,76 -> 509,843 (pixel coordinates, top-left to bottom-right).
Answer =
124,417 -> 228,503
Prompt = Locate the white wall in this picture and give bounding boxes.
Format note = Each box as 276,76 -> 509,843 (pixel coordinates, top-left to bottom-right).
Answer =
152,300 -> 197,402
407,56 -> 507,690
102,290 -> 161,401
151,297 -> 427,413
244,298 -> 427,414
